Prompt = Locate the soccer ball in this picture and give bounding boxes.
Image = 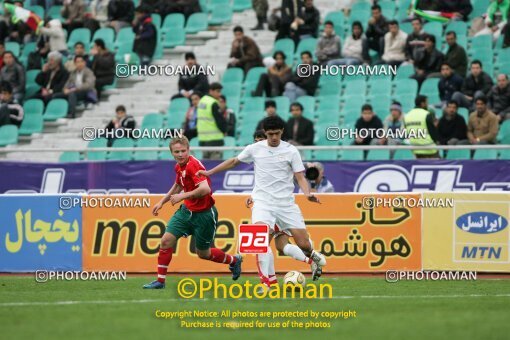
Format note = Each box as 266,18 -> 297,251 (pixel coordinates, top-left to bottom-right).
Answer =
283,271 -> 306,291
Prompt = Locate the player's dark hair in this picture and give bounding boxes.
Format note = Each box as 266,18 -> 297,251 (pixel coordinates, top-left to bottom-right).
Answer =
371,4 -> 381,11
94,39 -> 106,50
388,20 -> 398,26
411,17 -> 422,25
475,95 -> 488,105
425,34 -> 436,45
74,41 -> 85,48
415,95 -> 428,107
446,31 -> 456,38
185,52 -> 196,60
361,104 -> 373,112
301,51 -> 312,59
265,100 -> 276,109
447,100 -> 458,107
441,62 -> 452,69
74,55 -> 85,63
116,105 -> 126,113
233,26 -> 244,33
471,59 -> 482,68
209,82 -> 223,91
324,20 -> 334,27
273,51 -> 286,60
290,102 -> 303,111
262,115 -> 285,131
253,129 -> 266,140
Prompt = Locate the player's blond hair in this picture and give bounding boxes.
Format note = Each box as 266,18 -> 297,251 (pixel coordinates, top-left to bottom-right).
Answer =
169,136 -> 190,151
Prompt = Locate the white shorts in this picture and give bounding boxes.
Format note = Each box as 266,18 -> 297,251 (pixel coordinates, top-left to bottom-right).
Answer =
251,202 -> 306,236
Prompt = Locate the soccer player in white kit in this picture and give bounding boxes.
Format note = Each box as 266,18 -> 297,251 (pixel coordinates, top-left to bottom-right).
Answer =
198,116 -> 327,279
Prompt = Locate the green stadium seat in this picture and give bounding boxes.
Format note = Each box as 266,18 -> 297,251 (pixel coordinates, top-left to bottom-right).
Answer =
471,34 -> 493,51
446,148 -> 470,160
343,94 -> 366,109
366,149 -> 391,160
236,128 -> 254,146
0,125 -> 18,146
319,73 -> 342,87
395,64 -> 414,79
496,48 -> 510,66
19,41 -> 37,66
167,98 -> 190,128
223,136 -> 237,158
368,78 -> 391,97
379,1 -> 396,17
272,38 -> 295,65
394,78 -> 418,96
322,11 -> 344,33
67,28 -> 91,50
497,120 -> 510,143
315,121 -> 339,144
19,112 -> 43,135
27,5 -> 44,19
273,96 -> 290,115
243,67 -> 266,96
141,113 -> 164,129
341,149 -> 364,161
47,5 -> 63,20
115,27 -> 135,49
87,138 -> 108,160
59,151 -> 81,162
393,93 -> 414,113
344,79 -> 367,97
457,107 -> 469,121
294,38 -> 317,60
151,13 -> 162,28
162,27 -> 186,48
5,41 -> 20,57
423,22 -> 443,45
222,67 -> 244,85
393,149 -> 415,160
316,109 -> 340,124
209,4 -> 233,25
319,81 -> 341,96
473,148 -> 498,160
396,0 -> 413,20
199,0 -> 208,12
241,97 -> 264,116
445,21 -> 467,37
226,95 -> 240,113
297,95 -> 316,116
162,13 -> 185,30
317,95 -> 340,112
498,61 -> 510,75
314,142 -> 340,160
233,0 -> 252,12
109,138 -> 135,160
185,13 -> 208,33
369,95 -> 391,114
92,27 -> 115,47
189,137 -> 203,158
342,108 -> 360,126
349,3 -> 371,27
470,0 -> 490,19
222,82 -> 242,99
420,78 -> 441,105
133,138 -> 159,160
23,99 -> 44,116
210,0 -> 230,7
400,22 -> 413,35
499,149 -> 510,159
43,99 -> 68,121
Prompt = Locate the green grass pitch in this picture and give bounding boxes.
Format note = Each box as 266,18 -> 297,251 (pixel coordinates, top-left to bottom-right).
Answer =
1,275 -> 509,340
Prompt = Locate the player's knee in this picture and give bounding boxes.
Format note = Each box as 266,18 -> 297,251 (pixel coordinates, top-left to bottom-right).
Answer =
197,251 -> 210,259
160,234 -> 176,249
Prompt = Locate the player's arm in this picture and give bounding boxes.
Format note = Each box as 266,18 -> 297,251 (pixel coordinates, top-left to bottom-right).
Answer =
294,171 -> 321,204
197,157 -> 241,177
152,182 -> 183,216
169,180 -> 211,206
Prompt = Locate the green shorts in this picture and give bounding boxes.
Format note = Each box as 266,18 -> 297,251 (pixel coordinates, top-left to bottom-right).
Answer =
166,204 -> 218,250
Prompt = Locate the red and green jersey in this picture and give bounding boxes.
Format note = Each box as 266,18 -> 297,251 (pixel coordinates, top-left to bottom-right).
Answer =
174,155 -> 214,212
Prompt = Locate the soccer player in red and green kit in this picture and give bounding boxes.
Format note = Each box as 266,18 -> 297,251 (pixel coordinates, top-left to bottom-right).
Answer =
143,136 -> 242,289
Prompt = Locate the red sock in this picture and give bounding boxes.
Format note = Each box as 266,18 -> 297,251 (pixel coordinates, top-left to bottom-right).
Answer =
208,248 -> 236,264
157,248 -> 173,283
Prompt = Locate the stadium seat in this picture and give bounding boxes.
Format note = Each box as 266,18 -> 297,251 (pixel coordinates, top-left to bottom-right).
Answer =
133,138 -> 159,160
297,96 -> 316,117
273,96 -> 290,115
115,27 -> 135,49
343,94 -> 366,111
226,95 -> 240,113
344,79 -> 367,97
19,112 -> 43,135
59,151 -> 81,162
151,13 -> 162,28
457,107 -> 469,122
499,149 -> 510,159
393,149 -> 415,160
393,93 -> 414,113
109,138 -> 135,160
368,78 -> 391,97
241,97 -> 264,116
19,41 -> 37,66
423,22 -> 443,45
470,34 -> 493,52
67,28 -> 91,50
369,95 -> 391,115
222,82 -> 242,99
349,5 -> 371,27
379,1 -> 396,17
43,99 -> 68,121
319,80 -> 342,96
470,0 -> 490,19
47,5 -> 63,20
222,67 -> 244,85
167,98 -> 190,128
496,48 -> 510,67
23,99 -> 44,116
162,27 -> 186,48
294,38 -> 317,60
223,136 -> 236,159
243,67 -> 266,96
319,73 -> 342,87
445,21 -> 467,38
342,108 -> 360,126
400,22 -> 413,35
321,11 -> 344,33
189,137 -> 203,158
199,0 -> 208,12
5,41 -> 20,57
317,95 -> 340,112
141,113 -> 164,129
209,4 -> 233,25
185,13 -> 208,33
340,149 -> 364,161
315,121 -> 339,144
26,70 -> 42,97
366,149 -> 391,161
92,28 -> 115,47
314,141 -> 340,161
162,13 -> 185,30
27,5 -> 44,19
396,0 -> 413,20
446,148 -> 470,160
394,78 -> 418,96
473,148 -> 498,160
0,125 -> 18,146
419,78 -> 441,105
395,64 -> 414,79
497,120 -> 510,143
272,38 -> 295,65
316,109 -> 340,124
87,138 -> 108,160
233,0 -> 252,12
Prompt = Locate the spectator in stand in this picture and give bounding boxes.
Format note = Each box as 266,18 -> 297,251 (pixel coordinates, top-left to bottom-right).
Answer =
90,0 -> 110,26
380,20 -> 407,67
381,102 -> 405,146
0,52 -> 25,102
315,21 -> 341,65
196,82 -> 227,159
105,105 -> 136,147
437,100 -> 468,145
488,74 -> 510,122
158,0 -> 201,20
328,21 -> 369,66
412,34 -> 444,86
173,52 -> 209,100
444,31 -> 468,78
183,92 -> 201,141
251,0 -> 268,30
452,60 -> 493,110
294,0 -> 320,41
6,1 -> 33,44
365,4 -> 388,56
65,42 -> 90,72
475,0 -> 509,40
90,39 -> 115,99
354,104 -> 384,146
0,82 -> 23,127
219,95 -> 236,138
283,51 -> 319,102
461,96 -> 499,145
108,0 -> 135,33
133,5 -> 157,66
39,19 -> 68,55
254,100 -> 289,140
437,0 -> 473,21
286,102 -> 314,145
228,26 -> 264,73
253,51 -> 291,97
61,0 -> 86,33
438,62 -> 463,106
275,0 -> 303,40
61,55 -> 97,118
0,43 -> 4,70
32,51 -> 69,104
405,17 -> 426,63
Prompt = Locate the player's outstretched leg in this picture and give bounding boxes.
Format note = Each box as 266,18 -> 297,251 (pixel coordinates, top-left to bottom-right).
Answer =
290,229 -> 327,281
143,233 -> 177,289
197,248 -> 243,280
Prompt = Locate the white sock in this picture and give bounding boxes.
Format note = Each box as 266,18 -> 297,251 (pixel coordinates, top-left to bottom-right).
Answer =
283,244 -> 311,264
257,250 -> 272,284
267,248 -> 277,284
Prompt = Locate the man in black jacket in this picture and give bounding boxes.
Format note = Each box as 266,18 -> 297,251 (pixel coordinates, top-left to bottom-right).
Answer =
452,60 -> 493,110
405,17 -> 427,62
354,104 -> 384,145
0,82 -> 23,127
108,0 -> 135,32
31,51 -> 69,104
488,74 -> 510,122
438,62 -> 463,105
133,5 -> 157,66
286,102 -> 314,145
365,4 -> 388,56
445,31 -> 467,77
295,0 -> 320,41
105,105 -> 136,147
412,34 -> 444,86
283,51 -> 319,102
438,100 -> 468,145
173,52 -> 209,100
91,39 -> 115,99
276,0 -> 303,40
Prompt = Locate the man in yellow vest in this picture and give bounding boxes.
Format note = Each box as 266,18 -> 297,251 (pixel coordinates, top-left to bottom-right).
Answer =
196,82 -> 227,159
404,95 -> 440,158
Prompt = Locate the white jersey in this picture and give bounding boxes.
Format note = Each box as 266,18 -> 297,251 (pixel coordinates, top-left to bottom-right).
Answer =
237,140 -> 305,206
